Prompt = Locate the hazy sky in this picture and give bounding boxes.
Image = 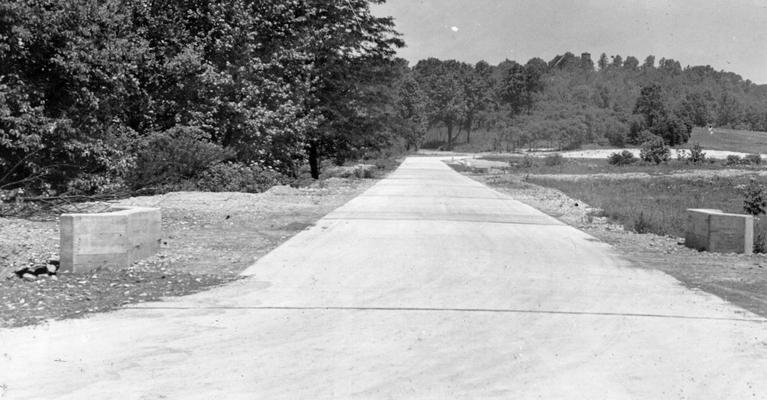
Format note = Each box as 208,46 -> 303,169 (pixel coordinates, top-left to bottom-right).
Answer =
373,0 -> 767,83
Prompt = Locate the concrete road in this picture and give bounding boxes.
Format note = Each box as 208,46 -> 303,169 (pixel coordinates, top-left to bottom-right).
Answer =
2,157 -> 767,399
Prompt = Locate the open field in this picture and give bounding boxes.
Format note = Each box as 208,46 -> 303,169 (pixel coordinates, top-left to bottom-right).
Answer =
525,175 -> 760,238
480,154 -> 767,175
426,125 -> 767,157
688,126 -> 767,154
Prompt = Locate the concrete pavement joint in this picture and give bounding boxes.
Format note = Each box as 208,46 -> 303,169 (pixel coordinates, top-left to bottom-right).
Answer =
323,216 -> 562,225
124,305 -> 766,323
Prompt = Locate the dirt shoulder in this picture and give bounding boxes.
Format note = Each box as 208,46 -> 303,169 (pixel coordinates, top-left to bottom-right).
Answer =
469,171 -> 767,319
0,177 -> 377,328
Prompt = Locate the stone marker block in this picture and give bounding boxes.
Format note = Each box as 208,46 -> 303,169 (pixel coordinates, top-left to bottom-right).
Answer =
685,208 -> 753,254
60,207 -> 161,273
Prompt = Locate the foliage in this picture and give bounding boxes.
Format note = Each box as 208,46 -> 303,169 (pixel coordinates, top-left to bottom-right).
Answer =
689,143 -> 706,163
197,162 -> 287,193
127,126 -> 233,190
726,155 -> 743,166
528,175 -> 767,240
0,0 -> 404,194
743,178 -> 767,216
543,153 -> 565,166
639,137 -> 670,164
745,154 -> 762,165
607,150 -> 637,166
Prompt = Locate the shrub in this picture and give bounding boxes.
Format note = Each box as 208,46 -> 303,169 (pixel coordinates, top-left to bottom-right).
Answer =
521,154 -> 536,168
725,155 -> 742,166
197,162 -> 287,193
745,154 -> 762,165
639,137 -> 670,164
607,150 -> 637,166
127,126 -> 233,190
544,153 -> 565,166
633,129 -> 660,145
743,178 -> 767,216
689,143 -> 706,163
633,211 -> 652,233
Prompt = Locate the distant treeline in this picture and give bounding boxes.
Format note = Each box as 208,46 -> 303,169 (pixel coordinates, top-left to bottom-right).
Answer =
3,0 -> 766,198
395,52 -> 767,151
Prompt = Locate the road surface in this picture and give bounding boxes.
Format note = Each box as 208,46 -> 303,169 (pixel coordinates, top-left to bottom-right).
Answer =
2,156 -> 766,399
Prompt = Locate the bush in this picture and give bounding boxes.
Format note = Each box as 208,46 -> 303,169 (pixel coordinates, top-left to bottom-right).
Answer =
725,155 -> 742,166
197,162 -> 287,193
743,178 -> 767,216
745,154 -> 762,165
639,137 -> 670,164
521,154 -> 536,168
607,150 -> 637,166
127,126 -> 233,190
544,153 -> 565,166
689,143 -> 706,163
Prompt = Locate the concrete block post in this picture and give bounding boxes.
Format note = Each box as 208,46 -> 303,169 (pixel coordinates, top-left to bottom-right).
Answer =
60,207 -> 161,273
685,209 -> 753,254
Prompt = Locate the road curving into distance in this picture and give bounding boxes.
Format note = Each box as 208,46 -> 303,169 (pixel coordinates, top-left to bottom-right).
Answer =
1,156 -> 766,399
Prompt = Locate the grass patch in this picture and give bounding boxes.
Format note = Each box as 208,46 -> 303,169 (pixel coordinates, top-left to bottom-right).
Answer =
481,155 -> 740,175
526,175 -> 761,238
688,127 -> 767,154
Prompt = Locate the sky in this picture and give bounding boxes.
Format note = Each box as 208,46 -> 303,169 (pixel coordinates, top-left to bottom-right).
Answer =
372,0 -> 767,84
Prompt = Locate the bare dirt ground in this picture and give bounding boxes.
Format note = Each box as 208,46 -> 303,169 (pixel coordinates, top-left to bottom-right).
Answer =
467,171 -> 767,319
0,177 -> 375,328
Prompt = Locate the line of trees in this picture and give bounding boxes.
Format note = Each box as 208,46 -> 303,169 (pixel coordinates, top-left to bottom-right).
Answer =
1,0 -> 403,196
396,51 -> 767,152
5,1 -> 767,198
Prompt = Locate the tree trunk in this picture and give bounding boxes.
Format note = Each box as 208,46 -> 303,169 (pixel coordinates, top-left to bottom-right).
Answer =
466,117 -> 473,144
446,121 -> 454,150
309,141 -> 320,179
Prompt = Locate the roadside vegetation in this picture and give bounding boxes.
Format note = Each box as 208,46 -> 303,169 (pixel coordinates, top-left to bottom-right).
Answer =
0,0 -> 406,208
526,175 -> 761,237
453,149 -> 767,318
482,154 -> 763,176
478,152 -> 767,247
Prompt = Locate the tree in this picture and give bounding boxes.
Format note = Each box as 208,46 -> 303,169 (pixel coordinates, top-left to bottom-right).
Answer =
293,0 -> 404,178
634,84 -> 668,129
611,55 -> 623,69
414,58 -> 467,150
598,53 -> 609,71
623,56 -> 639,70
634,84 -> 691,146
395,72 -> 428,150
642,55 -> 656,70
459,61 -> 494,144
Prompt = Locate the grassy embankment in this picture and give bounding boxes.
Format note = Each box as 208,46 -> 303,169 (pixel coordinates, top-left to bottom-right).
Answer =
526,175 -> 756,238
424,125 -> 767,154
688,126 -> 767,154
482,129 -> 767,247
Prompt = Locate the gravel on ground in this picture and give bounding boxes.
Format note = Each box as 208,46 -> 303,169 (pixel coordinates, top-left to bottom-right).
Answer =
0,177 -> 376,328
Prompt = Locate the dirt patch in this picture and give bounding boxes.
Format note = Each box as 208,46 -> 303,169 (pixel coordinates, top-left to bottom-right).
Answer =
474,171 -> 767,319
0,177 -> 376,328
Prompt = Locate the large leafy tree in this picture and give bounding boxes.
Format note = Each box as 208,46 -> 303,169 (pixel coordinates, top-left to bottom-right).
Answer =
459,61 -> 494,144
414,58 -> 467,150
395,70 -> 428,150
1,0 -> 404,190
292,0 -> 403,178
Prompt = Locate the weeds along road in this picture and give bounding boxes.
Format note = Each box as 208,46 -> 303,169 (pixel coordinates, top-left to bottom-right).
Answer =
2,156 -> 767,399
